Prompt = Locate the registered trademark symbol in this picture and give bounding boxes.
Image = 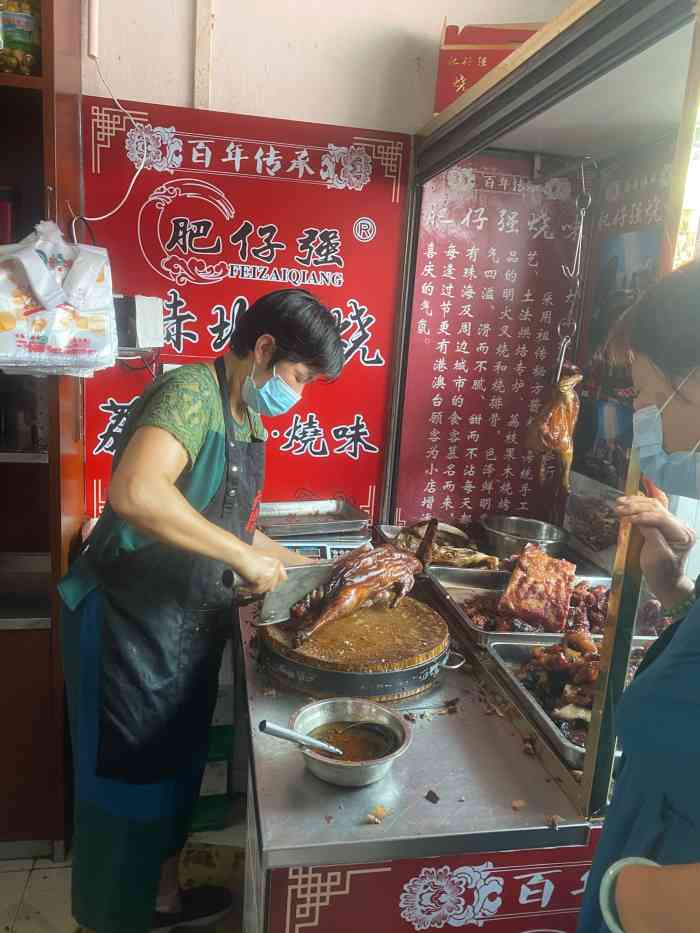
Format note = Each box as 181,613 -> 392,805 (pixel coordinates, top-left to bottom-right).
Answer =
353,217 -> 377,242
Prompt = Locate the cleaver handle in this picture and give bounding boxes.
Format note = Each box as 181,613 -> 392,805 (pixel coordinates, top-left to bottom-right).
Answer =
220,568 -> 264,607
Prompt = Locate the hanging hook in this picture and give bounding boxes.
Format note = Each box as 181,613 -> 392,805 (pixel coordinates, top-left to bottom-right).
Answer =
554,320 -> 578,383
556,157 -> 596,383
562,158 -> 596,279
557,319 -> 578,341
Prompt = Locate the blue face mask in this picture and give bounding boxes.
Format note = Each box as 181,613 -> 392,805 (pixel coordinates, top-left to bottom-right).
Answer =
632,369 -> 700,499
241,363 -> 301,417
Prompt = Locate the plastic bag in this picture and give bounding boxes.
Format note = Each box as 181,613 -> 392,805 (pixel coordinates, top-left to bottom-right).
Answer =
0,221 -> 117,375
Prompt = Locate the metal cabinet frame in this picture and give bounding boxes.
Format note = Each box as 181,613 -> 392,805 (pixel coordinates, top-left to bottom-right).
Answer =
380,0 -> 698,818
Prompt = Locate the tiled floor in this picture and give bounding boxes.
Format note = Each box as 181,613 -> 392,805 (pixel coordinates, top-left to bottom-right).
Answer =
0,858 -> 74,933
0,843 -> 244,933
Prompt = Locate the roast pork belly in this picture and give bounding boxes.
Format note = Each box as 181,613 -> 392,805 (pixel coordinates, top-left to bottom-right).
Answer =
498,544 -> 576,633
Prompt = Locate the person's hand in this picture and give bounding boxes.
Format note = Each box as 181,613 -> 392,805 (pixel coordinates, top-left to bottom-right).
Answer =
615,494 -> 696,606
236,548 -> 287,595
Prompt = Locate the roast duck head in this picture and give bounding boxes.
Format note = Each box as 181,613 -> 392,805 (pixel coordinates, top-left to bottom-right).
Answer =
288,520 -> 437,647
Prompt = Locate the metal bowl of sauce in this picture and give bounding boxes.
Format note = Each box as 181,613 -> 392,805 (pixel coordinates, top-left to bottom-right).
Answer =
289,697 -> 412,787
481,515 -> 568,558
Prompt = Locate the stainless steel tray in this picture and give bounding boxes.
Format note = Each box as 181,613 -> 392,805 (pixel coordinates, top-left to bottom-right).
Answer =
427,566 -> 612,646
488,640 -> 587,768
258,499 -> 369,538
378,524 -> 605,577
427,566 -> 511,589
487,639 -> 648,770
375,524 -> 402,544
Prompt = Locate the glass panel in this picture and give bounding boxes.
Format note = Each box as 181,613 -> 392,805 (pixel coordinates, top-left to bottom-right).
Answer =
401,22 -> 697,814
673,124 -> 700,268
394,152 -> 577,528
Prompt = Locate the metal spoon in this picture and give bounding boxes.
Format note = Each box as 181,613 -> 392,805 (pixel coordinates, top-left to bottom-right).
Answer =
258,720 -> 344,757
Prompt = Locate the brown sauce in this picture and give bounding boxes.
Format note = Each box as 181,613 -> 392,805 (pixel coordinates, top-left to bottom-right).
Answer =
309,721 -> 398,762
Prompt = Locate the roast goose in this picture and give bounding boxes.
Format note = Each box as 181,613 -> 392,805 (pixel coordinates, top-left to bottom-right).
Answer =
395,520 -> 499,569
525,364 -> 583,494
289,542 -> 424,646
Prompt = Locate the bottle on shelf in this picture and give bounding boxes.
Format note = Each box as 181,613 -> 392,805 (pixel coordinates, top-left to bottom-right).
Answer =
0,0 -> 41,77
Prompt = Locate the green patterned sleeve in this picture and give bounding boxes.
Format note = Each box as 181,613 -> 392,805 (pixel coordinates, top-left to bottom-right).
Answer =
135,364 -> 219,468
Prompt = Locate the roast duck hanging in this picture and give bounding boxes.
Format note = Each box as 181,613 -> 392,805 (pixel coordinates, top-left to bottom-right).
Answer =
526,363 -> 583,494
288,520 -> 439,646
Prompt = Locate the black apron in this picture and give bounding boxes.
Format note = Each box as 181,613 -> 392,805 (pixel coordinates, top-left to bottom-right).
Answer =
88,357 -> 265,783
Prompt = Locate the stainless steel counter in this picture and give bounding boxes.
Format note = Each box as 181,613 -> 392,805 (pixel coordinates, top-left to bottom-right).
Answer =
241,622 -> 589,870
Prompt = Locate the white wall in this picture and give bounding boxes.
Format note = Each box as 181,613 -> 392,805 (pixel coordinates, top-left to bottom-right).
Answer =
82,0 -> 570,134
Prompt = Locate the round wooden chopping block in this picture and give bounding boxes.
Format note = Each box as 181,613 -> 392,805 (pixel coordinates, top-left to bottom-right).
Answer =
260,597 -> 449,673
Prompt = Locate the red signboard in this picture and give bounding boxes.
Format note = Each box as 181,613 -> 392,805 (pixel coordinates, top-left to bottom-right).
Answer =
394,154 -> 577,526
83,362 -> 154,517
267,829 -> 601,933
82,96 -> 410,518
434,25 -> 538,115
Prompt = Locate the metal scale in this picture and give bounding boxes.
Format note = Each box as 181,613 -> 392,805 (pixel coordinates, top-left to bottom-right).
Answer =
257,498 -> 372,558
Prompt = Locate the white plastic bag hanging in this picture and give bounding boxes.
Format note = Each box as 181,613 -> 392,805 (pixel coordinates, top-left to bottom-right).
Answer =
0,221 -> 117,375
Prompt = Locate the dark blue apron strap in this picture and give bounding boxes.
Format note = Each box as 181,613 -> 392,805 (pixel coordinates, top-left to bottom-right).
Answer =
214,357 -> 242,518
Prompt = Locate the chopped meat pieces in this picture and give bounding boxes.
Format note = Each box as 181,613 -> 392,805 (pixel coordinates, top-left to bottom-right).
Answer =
561,683 -> 597,707
567,496 -> 619,552
568,582 -> 609,634
366,805 -> 388,825
547,814 -> 565,830
564,629 -> 597,656
462,592 -> 537,634
498,544 -> 576,632
636,597 -> 672,637
517,632 -> 601,748
627,646 -> 649,681
463,578 -> 610,635
395,521 -> 499,569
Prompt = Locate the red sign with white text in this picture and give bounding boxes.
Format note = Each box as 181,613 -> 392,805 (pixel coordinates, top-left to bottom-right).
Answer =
82,97 -> 410,518
434,25 -> 538,115
83,362 -> 154,517
267,830 -> 600,933
394,155 -> 577,526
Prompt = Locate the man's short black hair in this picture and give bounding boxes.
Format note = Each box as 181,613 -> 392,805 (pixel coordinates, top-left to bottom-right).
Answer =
230,288 -> 344,379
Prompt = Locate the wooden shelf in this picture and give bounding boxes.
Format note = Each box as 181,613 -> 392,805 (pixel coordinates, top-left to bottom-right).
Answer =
0,600 -> 52,630
0,0 -> 82,855
0,451 -> 49,464
0,73 -> 45,92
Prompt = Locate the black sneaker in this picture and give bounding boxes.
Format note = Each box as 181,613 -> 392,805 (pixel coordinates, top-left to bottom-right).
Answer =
152,885 -> 233,931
